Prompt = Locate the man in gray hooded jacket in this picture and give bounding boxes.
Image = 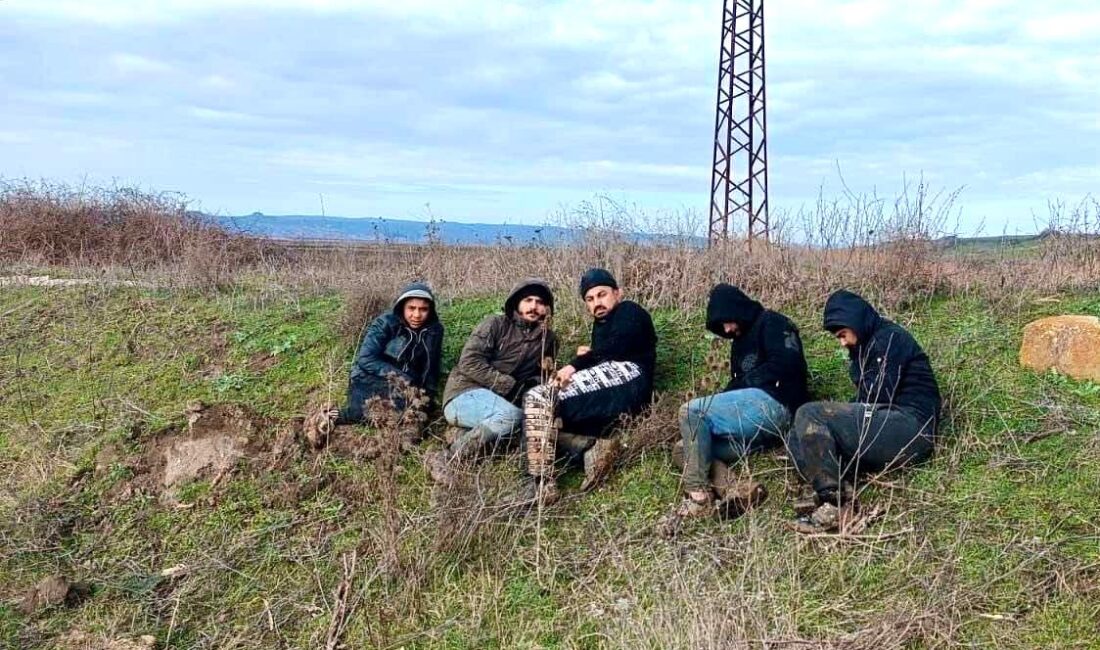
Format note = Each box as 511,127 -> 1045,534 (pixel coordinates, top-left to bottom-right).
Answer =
433,278 -> 558,463
305,282 -> 443,449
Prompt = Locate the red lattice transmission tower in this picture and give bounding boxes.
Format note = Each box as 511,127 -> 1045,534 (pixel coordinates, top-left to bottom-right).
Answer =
709,0 -> 769,245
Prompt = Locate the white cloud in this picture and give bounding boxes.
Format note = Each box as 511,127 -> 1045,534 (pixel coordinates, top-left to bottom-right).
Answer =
110,53 -> 173,75
1,0 -> 1097,231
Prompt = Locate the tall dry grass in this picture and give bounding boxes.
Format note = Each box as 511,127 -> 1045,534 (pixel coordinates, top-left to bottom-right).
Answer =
0,180 -> 279,287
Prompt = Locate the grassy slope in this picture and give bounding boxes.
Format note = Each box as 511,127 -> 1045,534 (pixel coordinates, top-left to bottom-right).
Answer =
1,285 -> 1098,648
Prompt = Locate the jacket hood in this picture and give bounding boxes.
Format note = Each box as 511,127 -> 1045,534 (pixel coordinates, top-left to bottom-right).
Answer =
823,289 -> 880,340
393,281 -> 438,325
706,283 -> 763,338
503,277 -> 555,317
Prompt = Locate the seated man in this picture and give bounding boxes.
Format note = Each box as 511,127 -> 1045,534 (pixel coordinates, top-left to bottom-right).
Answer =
787,290 -> 941,529
523,268 -> 657,503
672,283 -> 808,519
306,282 -> 443,448
430,278 -> 558,469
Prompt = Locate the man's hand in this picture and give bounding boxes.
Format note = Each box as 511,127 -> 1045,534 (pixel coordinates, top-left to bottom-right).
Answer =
576,345 -> 591,356
556,364 -> 577,388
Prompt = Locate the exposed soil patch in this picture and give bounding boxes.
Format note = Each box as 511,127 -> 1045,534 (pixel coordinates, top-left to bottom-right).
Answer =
328,424 -> 382,461
118,403 -> 273,502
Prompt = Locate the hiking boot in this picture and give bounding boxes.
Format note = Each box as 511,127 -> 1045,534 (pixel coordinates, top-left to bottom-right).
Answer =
580,437 -> 621,492
716,479 -> 768,519
423,449 -> 455,487
788,502 -> 853,534
671,439 -> 685,471
303,403 -> 338,449
518,479 -> 560,508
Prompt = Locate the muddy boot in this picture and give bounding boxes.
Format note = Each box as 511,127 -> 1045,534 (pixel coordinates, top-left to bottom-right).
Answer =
423,449 -> 455,487
788,502 -> 844,534
658,491 -> 715,538
716,480 -> 768,520
580,437 -> 621,492
303,403 -> 338,450
518,478 -> 560,508
443,425 -> 466,447
709,460 -> 734,499
671,439 -> 685,471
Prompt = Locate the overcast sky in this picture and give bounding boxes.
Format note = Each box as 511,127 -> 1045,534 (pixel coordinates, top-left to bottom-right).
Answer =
2,0 -> 1097,234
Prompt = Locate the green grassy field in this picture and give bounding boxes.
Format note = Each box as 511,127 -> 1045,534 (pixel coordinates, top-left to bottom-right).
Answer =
1,283 -> 1098,648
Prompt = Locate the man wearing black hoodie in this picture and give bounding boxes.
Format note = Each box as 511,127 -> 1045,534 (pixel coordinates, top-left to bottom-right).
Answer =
522,268 -> 657,503
787,290 -> 940,521
672,284 -> 809,518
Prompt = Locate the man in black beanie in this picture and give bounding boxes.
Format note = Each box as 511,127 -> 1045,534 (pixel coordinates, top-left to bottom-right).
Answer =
522,268 -> 657,503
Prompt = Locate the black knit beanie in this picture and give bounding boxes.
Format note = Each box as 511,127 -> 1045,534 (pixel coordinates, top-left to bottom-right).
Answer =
579,268 -> 618,297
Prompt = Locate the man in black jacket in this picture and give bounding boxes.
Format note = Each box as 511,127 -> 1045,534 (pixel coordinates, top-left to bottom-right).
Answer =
787,290 -> 940,527
671,284 -> 809,518
522,268 -> 657,502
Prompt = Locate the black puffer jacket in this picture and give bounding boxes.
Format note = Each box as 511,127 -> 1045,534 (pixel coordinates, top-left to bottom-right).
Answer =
706,283 -> 809,412
823,290 -> 941,424
350,282 -> 444,401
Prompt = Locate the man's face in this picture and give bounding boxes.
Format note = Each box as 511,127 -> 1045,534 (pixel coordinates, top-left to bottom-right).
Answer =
835,327 -> 858,348
516,295 -> 549,323
722,322 -> 740,337
403,298 -> 431,329
584,286 -> 622,319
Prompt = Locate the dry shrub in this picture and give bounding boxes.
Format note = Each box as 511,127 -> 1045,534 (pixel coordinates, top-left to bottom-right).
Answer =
0,180 -> 278,286
336,287 -> 391,347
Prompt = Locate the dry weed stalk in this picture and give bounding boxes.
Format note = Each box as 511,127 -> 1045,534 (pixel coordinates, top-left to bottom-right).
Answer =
364,376 -> 429,578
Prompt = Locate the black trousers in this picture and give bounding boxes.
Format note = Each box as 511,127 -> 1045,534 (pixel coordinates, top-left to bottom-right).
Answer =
786,401 -> 935,498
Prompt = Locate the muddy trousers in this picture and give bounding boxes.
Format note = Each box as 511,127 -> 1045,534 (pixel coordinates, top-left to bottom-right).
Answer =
786,401 -> 935,499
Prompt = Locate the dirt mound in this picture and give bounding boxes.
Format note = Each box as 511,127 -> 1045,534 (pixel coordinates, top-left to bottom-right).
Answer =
111,403 -> 280,502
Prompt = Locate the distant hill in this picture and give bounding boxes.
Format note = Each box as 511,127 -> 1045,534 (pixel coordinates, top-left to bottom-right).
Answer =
217,213 -> 707,246
220,213 -> 579,246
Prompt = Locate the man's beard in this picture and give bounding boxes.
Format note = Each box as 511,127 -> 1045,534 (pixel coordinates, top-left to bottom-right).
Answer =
521,310 -> 546,322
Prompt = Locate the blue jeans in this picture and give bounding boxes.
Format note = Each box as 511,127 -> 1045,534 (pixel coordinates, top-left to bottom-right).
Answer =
679,388 -> 791,491
443,388 -> 524,457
